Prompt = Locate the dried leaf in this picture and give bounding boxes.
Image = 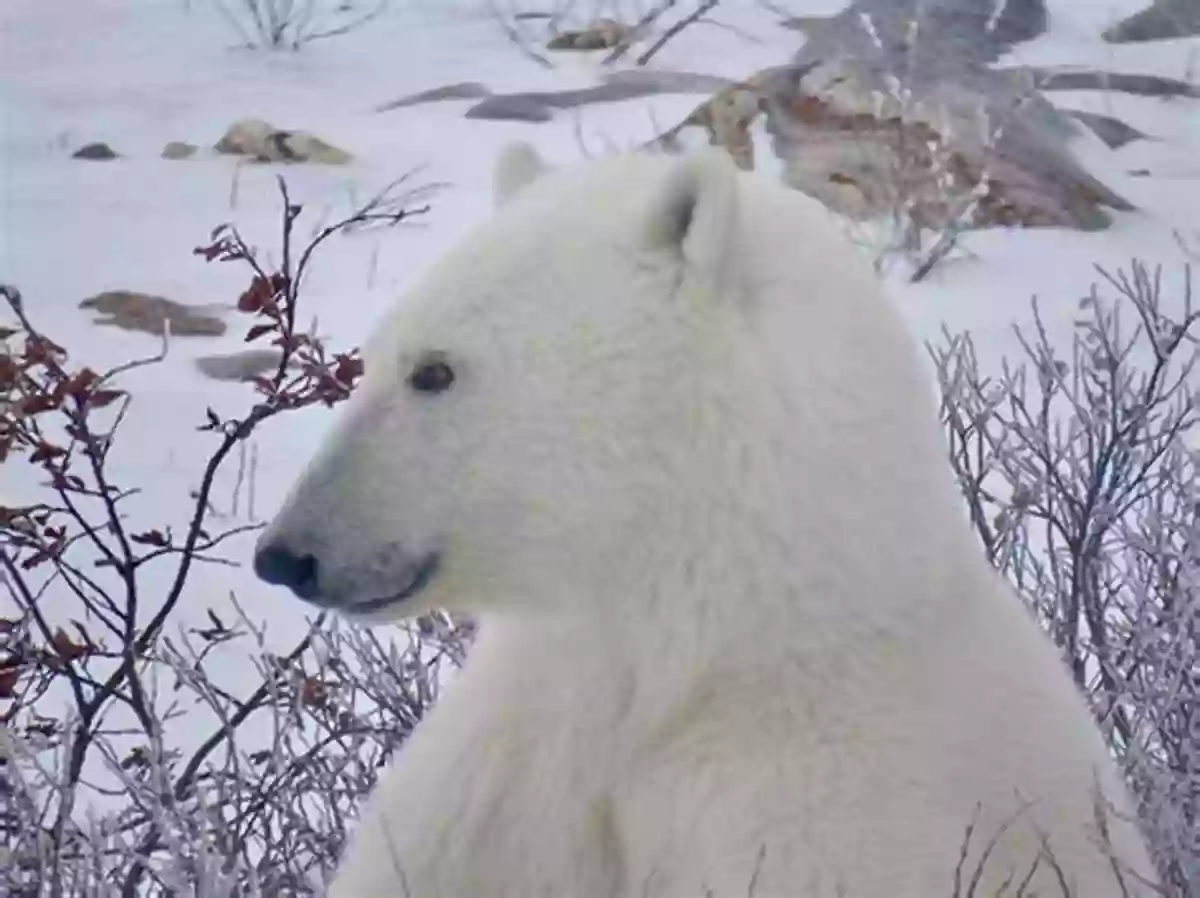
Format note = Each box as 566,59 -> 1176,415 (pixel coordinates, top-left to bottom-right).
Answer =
131,529 -> 169,547
245,323 -> 275,343
87,389 -> 124,408
0,665 -> 20,698
51,627 -> 88,662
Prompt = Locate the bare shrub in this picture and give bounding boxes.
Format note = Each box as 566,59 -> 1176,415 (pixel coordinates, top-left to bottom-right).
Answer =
931,260 -> 1199,895
0,175 -> 472,897
202,0 -> 391,50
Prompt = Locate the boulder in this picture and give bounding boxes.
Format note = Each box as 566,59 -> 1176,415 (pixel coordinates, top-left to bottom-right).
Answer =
546,19 -> 631,51
214,119 -> 352,164
194,349 -> 298,382
375,81 -> 492,112
649,62 -> 1135,232
80,291 -> 227,338
72,142 -> 118,160
161,141 -> 199,160
1103,0 -> 1200,43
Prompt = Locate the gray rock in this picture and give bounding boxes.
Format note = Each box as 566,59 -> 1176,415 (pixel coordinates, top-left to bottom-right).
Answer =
465,78 -> 718,123
1012,67 -> 1200,98
1066,110 -> 1151,149
195,349 -> 296,382
161,141 -> 199,160
792,0 -> 1049,79
601,69 -> 735,94
375,81 -> 492,113
779,14 -> 836,34
1103,0 -> 1200,43
72,142 -> 119,160
465,95 -> 557,122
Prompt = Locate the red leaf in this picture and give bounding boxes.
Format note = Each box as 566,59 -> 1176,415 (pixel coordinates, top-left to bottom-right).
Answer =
237,284 -> 265,313
194,241 -> 231,262
87,389 -> 124,408
333,355 -> 364,385
29,442 -> 67,464
50,628 -> 88,662
0,665 -> 20,699
21,394 -> 58,415
66,368 -> 100,397
245,323 -> 274,343
131,529 -> 169,547
237,273 -> 285,314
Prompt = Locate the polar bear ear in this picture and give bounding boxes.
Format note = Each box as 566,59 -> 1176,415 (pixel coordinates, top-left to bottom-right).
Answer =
493,142 -> 551,207
641,148 -> 739,288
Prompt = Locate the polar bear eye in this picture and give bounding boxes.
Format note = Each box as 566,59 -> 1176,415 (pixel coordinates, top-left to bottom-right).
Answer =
408,356 -> 456,394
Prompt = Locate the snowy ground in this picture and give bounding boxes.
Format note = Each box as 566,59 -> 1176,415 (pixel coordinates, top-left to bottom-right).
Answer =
1,0 -> 1197,803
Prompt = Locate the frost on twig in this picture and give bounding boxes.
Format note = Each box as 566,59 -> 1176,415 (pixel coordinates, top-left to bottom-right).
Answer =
931,260 -> 1199,893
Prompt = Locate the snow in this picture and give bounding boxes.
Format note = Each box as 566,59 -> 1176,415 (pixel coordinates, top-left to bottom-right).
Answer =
1,0 -> 1197,810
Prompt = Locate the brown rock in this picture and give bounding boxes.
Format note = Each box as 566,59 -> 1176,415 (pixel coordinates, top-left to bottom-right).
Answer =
214,118 -> 276,155
546,19 -> 631,51
651,76 -> 768,172
649,63 -> 1135,232
79,291 -> 227,338
214,119 -> 351,164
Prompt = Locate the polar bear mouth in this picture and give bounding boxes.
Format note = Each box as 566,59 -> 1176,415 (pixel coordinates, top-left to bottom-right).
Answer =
345,551 -> 442,615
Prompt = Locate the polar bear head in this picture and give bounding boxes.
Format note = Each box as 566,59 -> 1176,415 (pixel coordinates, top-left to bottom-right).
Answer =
254,144 -> 942,622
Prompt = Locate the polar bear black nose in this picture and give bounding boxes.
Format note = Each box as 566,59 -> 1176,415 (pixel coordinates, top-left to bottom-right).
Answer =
254,544 -> 320,599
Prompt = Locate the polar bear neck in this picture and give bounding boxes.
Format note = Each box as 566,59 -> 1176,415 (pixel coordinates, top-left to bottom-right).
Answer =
471,286 -> 980,735
464,165 -> 983,728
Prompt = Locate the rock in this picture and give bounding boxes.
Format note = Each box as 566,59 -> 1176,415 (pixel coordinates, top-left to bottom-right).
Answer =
72,142 -> 118,160
375,82 -> 492,112
649,62 -> 1135,232
214,118 -> 276,155
769,63 -> 1132,230
213,119 -> 352,164
194,349 -> 297,382
601,69 -> 734,94
652,76 -> 766,172
464,78 -> 724,124
161,141 -> 199,160
1103,0 -> 1200,43
790,0 -> 1049,80
1012,67 -> 1200,98
465,96 -> 556,123
546,18 -> 631,51
79,291 -> 227,338
779,14 -> 836,34
734,0 -> 1149,234
1065,110 -> 1150,149
274,132 -> 352,164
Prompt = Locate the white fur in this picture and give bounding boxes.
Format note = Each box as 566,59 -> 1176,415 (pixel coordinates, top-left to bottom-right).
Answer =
258,145 -> 1154,896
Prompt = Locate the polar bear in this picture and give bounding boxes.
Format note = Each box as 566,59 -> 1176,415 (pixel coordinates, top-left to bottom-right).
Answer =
254,144 -> 1155,896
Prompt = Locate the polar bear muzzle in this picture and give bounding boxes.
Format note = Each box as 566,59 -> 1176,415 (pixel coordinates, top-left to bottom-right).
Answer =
253,541 -> 441,615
